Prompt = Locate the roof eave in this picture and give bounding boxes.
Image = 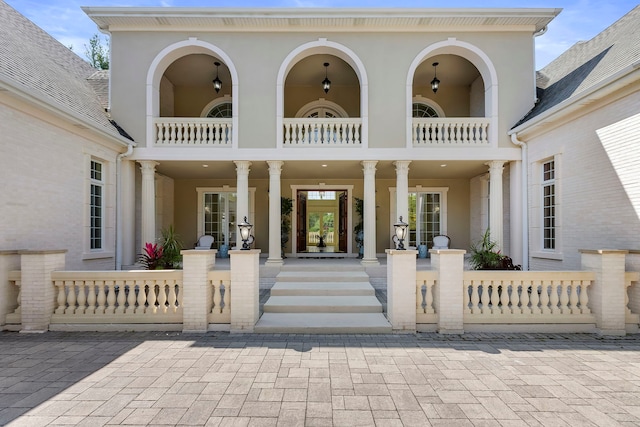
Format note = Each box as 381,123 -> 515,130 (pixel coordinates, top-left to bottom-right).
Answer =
0,74 -> 135,150
509,61 -> 640,138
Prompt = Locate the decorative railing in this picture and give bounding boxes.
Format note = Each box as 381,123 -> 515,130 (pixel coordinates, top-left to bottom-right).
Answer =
416,271 -> 437,324
155,118 -> 232,146
50,270 -> 183,324
208,270 -> 231,324
283,118 -> 362,146
412,118 -> 490,146
463,271 -> 595,323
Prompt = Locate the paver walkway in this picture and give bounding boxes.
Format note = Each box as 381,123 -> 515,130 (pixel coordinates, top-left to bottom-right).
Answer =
1,331 -> 640,426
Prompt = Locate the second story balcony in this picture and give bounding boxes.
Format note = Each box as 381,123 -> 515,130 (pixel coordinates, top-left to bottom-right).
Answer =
155,117 -> 232,147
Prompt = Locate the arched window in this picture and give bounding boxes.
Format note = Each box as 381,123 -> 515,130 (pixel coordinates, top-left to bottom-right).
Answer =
206,102 -> 232,118
412,103 -> 439,118
296,99 -> 348,119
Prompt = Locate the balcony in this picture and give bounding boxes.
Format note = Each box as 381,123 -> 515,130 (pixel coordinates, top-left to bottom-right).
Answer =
154,118 -> 232,146
412,118 -> 490,147
283,118 -> 362,147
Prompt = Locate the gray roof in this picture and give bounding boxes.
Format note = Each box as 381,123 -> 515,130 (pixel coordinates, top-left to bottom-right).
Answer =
515,5 -> 640,127
0,1 -> 131,142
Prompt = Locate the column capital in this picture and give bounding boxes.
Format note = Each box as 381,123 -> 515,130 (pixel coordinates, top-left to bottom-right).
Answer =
485,160 -> 505,174
361,160 -> 378,174
393,161 -> 411,175
234,160 -> 252,175
138,160 -> 159,174
266,160 -> 284,174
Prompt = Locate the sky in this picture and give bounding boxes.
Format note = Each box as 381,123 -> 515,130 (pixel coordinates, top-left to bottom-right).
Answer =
6,0 -> 638,69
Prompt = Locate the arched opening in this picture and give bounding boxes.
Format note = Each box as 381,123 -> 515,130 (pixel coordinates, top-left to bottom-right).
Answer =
406,39 -> 498,147
277,39 -> 368,147
146,39 -> 238,148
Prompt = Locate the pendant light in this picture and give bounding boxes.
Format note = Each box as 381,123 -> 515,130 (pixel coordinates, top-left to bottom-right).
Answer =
322,62 -> 331,94
431,62 -> 440,93
212,61 -> 222,93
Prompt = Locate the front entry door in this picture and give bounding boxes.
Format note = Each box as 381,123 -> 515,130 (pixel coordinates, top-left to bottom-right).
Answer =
296,189 -> 348,253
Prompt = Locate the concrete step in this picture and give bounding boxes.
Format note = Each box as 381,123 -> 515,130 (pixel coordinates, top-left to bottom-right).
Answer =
270,282 -> 375,296
263,295 -> 382,313
280,263 -> 365,272
254,313 -> 392,334
276,270 -> 369,282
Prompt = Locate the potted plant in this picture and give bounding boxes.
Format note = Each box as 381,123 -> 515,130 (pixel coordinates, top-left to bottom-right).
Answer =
160,225 -> 183,269
469,229 -> 521,270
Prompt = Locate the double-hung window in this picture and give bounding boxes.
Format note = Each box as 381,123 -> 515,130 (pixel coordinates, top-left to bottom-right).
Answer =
541,160 -> 556,250
90,160 -> 104,250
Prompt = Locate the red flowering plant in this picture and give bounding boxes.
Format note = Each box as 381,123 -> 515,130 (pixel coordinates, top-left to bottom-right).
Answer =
139,242 -> 164,270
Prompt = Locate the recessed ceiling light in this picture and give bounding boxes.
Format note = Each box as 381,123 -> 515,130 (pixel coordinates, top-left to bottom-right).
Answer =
321,164 -> 328,167
202,164 -> 209,168
440,164 -> 447,167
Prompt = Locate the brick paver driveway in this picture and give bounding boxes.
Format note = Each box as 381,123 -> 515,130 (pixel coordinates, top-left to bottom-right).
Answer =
1,332 -> 639,426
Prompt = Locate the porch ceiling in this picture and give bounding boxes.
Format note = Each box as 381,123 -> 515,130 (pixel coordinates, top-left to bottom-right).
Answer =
155,160 -> 488,180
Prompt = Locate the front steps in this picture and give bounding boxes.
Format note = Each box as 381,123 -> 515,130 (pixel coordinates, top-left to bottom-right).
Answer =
255,264 -> 391,334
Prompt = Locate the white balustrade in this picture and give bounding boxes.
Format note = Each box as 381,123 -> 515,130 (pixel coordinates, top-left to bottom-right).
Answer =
283,118 -> 362,146
155,118 -> 232,146
208,271 -> 231,324
412,118 -> 490,146
416,271 -> 437,324
463,271 -> 594,323
51,271 -> 183,322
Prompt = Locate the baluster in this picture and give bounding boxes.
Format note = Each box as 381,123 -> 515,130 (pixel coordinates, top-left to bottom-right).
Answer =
157,123 -> 164,145
106,281 -> 117,314
354,125 -> 360,145
221,283 -> 229,315
559,281 -> 570,314
168,281 -> 178,313
482,123 -> 489,144
176,282 -> 183,311
115,280 -> 126,314
347,123 -> 353,145
55,280 -> 66,314
415,282 -> 424,314
157,281 -> 167,314
454,122 -> 461,145
225,123 -> 232,145
508,281 -> 519,314
520,281 -> 530,314
125,280 -> 136,314
425,281 -> 434,314
97,281 -> 107,314
322,123 -> 329,144
463,280 -> 471,313
147,281 -> 157,314
216,124 -> 223,144
136,281 -> 147,314
471,281 -> 481,314
548,281 -> 559,314
412,123 -> 419,145
625,283 -> 632,315
65,281 -> 77,314
462,123 -> 469,144
530,281 -> 540,314
540,280 -> 551,314
194,122 -> 202,144
167,123 -> 174,144
212,281 -> 222,314
579,280 -> 591,314
500,281 -> 510,314
187,123 -> 194,144
86,281 -> 97,315
13,281 -> 21,314
569,281 -> 579,314
74,280 -> 86,314
488,281 -> 499,314
283,123 -> 290,145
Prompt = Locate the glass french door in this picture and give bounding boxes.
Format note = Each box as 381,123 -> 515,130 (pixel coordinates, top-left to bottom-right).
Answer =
203,192 -> 237,248
408,192 -> 442,248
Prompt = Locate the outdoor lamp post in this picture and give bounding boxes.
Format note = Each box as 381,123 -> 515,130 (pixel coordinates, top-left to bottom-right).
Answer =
393,216 -> 408,250
238,216 -> 254,250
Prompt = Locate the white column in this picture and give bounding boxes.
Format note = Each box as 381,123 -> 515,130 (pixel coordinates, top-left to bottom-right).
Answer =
139,161 -> 158,247
510,161 -> 523,267
234,161 -> 251,250
266,161 -> 283,265
486,160 -> 505,250
361,161 -> 379,265
394,161 -> 411,244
